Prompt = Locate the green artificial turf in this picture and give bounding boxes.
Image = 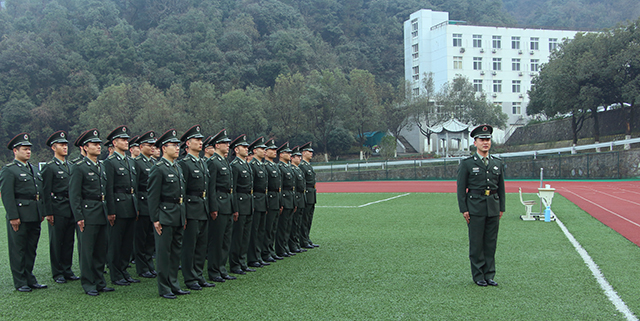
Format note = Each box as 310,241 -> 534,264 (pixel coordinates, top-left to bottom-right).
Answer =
1,193 -> 639,320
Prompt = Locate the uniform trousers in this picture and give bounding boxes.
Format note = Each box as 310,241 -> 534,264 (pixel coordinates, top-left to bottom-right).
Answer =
7,220 -> 41,289
155,225 -> 183,296
49,215 -> 76,280
468,215 -> 500,282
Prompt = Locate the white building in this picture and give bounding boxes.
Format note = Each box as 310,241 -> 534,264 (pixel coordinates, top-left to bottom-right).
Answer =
403,9 -> 583,151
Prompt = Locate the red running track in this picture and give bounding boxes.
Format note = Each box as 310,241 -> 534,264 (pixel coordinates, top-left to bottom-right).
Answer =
317,180 -> 640,246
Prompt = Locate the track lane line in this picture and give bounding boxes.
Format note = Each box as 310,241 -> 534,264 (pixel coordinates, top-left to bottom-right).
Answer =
560,188 -> 640,228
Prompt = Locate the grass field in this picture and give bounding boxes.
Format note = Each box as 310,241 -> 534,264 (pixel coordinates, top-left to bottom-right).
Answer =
1,192 -> 640,320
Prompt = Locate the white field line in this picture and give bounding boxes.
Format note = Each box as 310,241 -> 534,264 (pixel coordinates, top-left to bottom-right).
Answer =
317,193 -> 410,208
561,188 -> 640,229
555,215 -> 637,321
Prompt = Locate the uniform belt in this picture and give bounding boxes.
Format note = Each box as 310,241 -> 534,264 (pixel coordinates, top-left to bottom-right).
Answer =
306,184 -> 315,188
161,196 -> 183,204
186,190 -> 206,198
468,189 -> 498,196
282,186 -> 294,191
15,193 -> 40,201
216,187 -> 231,194
114,187 -> 134,194
82,194 -> 104,201
268,188 -> 281,192
236,187 -> 253,194
53,191 -> 69,198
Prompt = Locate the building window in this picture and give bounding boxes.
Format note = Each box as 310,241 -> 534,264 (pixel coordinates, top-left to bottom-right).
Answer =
512,102 -> 522,114
512,36 -> 520,49
512,80 -> 521,93
531,59 -> 540,72
473,79 -> 483,92
453,33 -> 462,47
453,56 -> 463,69
473,35 -> 482,48
493,80 -> 502,93
549,38 -> 558,51
530,37 -> 539,50
473,57 -> 482,70
512,58 -> 521,71
492,58 -> 502,71
412,87 -> 420,97
412,44 -> 419,59
412,66 -> 419,75
411,19 -> 418,38
492,36 -> 501,49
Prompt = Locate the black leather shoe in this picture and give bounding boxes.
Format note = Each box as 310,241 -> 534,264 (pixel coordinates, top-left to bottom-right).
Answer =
273,255 -> 283,260
113,279 -> 131,286
303,244 -> 314,249
29,283 -> 47,289
55,277 -> 67,284
187,283 -> 202,290
292,249 -> 302,253
222,275 -> 237,280
126,277 -> 141,283
161,293 -> 177,299
86,290 -> 99,296
265,257 -> 277,262
230,269 -> 246,275
151,270 -> 158,276
175,289 -> 190,295
99,287 -> 115,292
248,262 -> 262,268
280,253 -> 290,257
140,271 -> 156,278
299,248 -> 308,252
244,268 -> 256,272
211,276 -> 226,283
66,275 -> 80,281
475,280 -> 488,287
287,252 -> 296,256
17,286 -> 32,292
200,282 -> 215,288
486,279 -> 498,286
311,243 -> 320,247
260,261 -> 270,266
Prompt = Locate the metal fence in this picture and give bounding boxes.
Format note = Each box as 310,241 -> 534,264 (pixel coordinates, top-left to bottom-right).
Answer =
314,138 -> 640,181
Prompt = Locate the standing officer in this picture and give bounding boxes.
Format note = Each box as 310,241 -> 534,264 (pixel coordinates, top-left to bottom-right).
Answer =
206,129 -> 238,283
1,133 -> 47,292
104,125 -> 139,286
299,142 -> 319,249
275,142 -> 295,258
247,137 -> 269,268
133,131 -> 157,278
456,125 -> 505,287
69,129 -> 114,296
262,139 -> 282,262
289,146 -> 306,254
42,130 -> 80,284
147,129 -> 190,299
129,135 -> 141,158
203,136 -> 215,159
229,135 -> 254,275
178,125 -> 215,290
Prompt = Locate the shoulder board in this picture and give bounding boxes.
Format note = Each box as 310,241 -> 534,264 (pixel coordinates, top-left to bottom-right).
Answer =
108,154 -> 117,159
74,159 -> 84,165
46,160 -> 54,165
135,155 -> 142,160
491,155 -> 501,160
6,163 -> 15,167
230,159 -> 238,164
465,155 -> 474,160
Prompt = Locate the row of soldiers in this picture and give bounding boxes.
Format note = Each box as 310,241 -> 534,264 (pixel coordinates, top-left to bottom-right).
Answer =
0,124 -> 318,298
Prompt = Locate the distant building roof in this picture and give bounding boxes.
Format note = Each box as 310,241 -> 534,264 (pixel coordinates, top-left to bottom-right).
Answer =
428,119 -> 469,133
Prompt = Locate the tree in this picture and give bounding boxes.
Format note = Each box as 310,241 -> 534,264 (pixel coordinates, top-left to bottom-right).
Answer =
406,72 -> 441,152
344,69 -> 382,159
437,75 -> 507,128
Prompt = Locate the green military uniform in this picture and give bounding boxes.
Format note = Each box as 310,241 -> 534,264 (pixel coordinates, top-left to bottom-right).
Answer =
104,125 -> 139,285
262,139 -> 282,262
133,131 -> 157,278
178,125 -> 214,290
275,142 -> 295,257
69,129 -> 111,295
456,125 -> 505,285
0,133 -> 46,292
206,129 -> 237,282
147,129 -> 187,298
299,142 -> 318,248
42,130 -> 79,283
288,146 -> 306,253
247,137 -> 268,267
229,135 -> 254,274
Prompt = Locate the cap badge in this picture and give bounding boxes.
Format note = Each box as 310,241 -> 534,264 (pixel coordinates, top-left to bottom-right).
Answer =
196,126 -> 200,132
93,130 -> 98,136
482,126 -> 487,131
172,130 -> 176,136
122,127 -> 126,132
150,132 -> 154,137
23,134 -> 28,140
61,133 -> 65,137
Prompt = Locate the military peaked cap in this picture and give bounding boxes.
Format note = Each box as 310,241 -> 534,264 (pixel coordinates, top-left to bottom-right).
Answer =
128,135 -> 140,147
203,135 -> 214,148
230,134 -> 249,149
211,129 -> 232,145
301,141 -> 314,152
7,133 -> 33,150
181,124 -> 205,142
265,138 -> 277,150
155,129 -> 181,148
470,124 -> 493,139
276,142 -> 291,154
248,136 -> 267,151
46,130 -> 69,147
138,131 -> 157,145
107,125 -> 131,142
77,129 -> 102,146
291,146 -> 302,156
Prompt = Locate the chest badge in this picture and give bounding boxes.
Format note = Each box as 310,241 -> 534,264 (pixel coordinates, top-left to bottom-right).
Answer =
494,166 -> 499,170
472,167 -> 480,173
